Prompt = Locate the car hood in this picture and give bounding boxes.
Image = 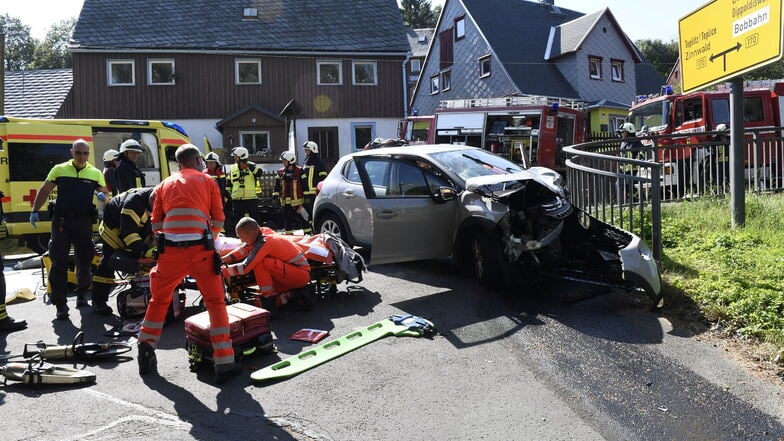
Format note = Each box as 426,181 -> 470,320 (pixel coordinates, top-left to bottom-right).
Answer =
464,167 -> 564,197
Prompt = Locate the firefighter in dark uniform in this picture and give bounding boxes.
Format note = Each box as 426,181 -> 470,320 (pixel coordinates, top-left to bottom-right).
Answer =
91,187 -> 156,315
30,139 -> 108,320
225,146 -> 262,236
1,254 -> 27,333
115,139 -> 146,194
204,151 -> 230,208
273,151 -> 310,233
301,141 -> 327,222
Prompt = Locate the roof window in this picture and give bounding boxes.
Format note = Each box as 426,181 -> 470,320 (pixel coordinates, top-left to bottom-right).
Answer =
243,8 -> 258,19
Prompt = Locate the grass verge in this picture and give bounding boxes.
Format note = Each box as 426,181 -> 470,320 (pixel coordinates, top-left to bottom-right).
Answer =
659,193 -> 784,351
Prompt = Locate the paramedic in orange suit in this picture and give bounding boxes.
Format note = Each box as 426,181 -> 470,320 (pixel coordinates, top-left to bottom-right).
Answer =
221,217 -> 310,298
136,144 -> 237,384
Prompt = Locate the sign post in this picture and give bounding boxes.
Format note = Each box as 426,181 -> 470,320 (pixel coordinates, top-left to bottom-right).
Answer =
679,0 -> 784,227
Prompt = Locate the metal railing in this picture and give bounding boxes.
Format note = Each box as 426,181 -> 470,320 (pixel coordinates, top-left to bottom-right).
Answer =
563,127 -> 784,261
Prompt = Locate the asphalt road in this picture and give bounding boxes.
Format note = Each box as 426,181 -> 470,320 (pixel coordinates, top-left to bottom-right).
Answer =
1,257 -> 783,441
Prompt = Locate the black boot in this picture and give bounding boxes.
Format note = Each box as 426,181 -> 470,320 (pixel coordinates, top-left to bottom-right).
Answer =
214,360 -> 241,384
92,301 -> 113,316
55,303 -> 69,320
0,317 -> 27,333
137,341 -> 157,375
75,289 -> 89,308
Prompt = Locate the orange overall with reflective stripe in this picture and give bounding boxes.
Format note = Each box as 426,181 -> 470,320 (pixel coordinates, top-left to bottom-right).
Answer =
139,168 -> 234,367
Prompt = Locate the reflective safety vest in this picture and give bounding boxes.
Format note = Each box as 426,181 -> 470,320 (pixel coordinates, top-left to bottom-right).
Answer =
302,154 -> 327,196
99,187 -> 154,255
46,159 -> 105,216
151,168 -> 224,239
273,165 -> 305,207
227,162 -> 261,200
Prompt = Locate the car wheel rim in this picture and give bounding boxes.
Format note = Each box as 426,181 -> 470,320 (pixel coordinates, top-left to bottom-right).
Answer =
472,239 -> 484,279
321,220 -> 341,237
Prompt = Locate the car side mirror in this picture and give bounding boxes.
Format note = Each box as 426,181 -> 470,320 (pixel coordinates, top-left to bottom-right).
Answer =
433,186 -> 458,203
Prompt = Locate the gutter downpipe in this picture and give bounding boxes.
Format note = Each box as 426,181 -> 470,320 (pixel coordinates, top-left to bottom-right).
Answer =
402,53 -> 411,117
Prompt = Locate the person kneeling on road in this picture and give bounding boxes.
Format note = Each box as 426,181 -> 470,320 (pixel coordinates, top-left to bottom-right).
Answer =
91,187 -> 156,316
221,217 -> 311,308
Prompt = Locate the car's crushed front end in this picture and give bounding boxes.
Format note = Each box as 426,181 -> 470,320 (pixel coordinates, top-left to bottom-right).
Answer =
465,168 -> 662,306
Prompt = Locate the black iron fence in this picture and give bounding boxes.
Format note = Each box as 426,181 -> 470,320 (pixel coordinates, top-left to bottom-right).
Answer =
564,127 -> 784,261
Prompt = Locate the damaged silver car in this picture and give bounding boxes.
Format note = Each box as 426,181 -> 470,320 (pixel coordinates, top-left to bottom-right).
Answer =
313,144 -> 661,305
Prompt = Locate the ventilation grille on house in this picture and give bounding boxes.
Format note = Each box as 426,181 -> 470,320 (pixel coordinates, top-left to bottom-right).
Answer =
243,7 -> 258,19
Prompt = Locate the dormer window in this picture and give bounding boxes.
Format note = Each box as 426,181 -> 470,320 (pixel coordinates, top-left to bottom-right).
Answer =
243,8 -> 258,19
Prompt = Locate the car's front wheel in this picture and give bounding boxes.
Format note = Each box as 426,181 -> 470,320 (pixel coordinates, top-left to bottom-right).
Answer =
468,231 -> 504,290
316,212 -> 352,246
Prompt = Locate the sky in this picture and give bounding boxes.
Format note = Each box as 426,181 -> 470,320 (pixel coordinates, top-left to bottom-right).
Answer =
4,0 -> 709,43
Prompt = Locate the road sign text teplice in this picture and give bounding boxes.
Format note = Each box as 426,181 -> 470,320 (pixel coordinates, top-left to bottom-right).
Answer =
679,0 -> 783,92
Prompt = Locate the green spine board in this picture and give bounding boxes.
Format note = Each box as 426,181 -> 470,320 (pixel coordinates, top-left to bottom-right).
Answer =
251,318 -> 421,382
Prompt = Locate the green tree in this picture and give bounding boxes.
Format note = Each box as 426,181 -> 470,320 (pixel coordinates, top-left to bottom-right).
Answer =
635,38 -> 679,80
31,18 -> 75,69
0,14 -> 35,71
400,0 -> 439,28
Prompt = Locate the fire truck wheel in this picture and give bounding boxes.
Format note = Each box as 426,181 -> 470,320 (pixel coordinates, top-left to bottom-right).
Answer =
25,233 -> 50,255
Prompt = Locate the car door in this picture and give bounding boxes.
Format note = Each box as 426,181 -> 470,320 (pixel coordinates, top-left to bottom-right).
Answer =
357,156 -> 458,265
331,159 -> 374,244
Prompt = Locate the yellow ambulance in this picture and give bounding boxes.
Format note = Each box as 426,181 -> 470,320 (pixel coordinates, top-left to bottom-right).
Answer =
0,116 -> 192,253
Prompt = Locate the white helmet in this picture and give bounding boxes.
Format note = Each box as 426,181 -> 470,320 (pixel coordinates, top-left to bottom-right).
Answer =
103,149 -> 120,162
280,151 -> 296,163
618,122 -> 636,133
204,151 -> 221,164
120,139 -> 144,153
302,141 -> 319,153
231,146 -> 249,160
716,123 -> 729,132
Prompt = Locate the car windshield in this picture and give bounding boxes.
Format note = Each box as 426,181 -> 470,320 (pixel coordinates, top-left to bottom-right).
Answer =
428,149 -> 523,182
629,100 -> 668,132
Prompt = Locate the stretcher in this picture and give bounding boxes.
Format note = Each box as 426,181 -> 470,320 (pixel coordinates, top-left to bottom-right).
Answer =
216,231 -> 366,312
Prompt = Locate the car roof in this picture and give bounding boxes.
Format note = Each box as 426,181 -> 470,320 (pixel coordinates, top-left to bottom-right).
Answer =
347,144 -> 478,158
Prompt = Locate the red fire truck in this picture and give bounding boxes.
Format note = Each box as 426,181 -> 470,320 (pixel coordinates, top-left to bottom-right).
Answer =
399,96 -> 585,171
628,82 -> 784,191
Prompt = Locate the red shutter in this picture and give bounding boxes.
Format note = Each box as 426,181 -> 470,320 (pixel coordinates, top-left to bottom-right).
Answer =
439,29 -> 453,69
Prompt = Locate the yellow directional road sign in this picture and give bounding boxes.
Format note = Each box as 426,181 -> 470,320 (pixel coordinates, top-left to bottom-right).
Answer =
679,0 -> 783,92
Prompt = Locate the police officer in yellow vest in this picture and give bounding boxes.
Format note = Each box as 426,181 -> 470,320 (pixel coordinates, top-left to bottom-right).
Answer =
226,146 -> 262,236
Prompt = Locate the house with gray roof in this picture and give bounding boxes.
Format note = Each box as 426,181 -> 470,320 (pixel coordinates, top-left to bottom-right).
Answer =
3,69 -> 73,119
410,0 -> 663,138
406,28 -> 434,100
62,0 -> 410,167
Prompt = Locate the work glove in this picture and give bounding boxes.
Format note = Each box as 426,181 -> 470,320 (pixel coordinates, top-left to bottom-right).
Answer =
95,192 -> 107,202
144,247 -> 156,259
29,212 -> 39,228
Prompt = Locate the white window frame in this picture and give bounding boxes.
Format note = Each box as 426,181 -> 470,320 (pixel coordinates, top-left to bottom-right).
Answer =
611,59 -> 624,82
410,59 -> 421,73
352,61 -> 377,86
239,130 -> 271,155
107,59 -> 135,86
430,75 -> 440,94
589,56 -> 603,80
317,60 -> 343,85
441,70 -> 451,91
455,16 -> 466,40
479,55 -> 491,78
351,122 -> 376,150
147,59 -> 175,86
235,58 -> 262,85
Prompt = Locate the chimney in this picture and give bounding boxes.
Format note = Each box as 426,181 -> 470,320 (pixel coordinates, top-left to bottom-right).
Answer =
540,0 -> 554,5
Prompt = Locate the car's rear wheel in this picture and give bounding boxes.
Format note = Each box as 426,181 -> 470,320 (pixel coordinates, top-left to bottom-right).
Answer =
468,231 -> 504,290
317,212 -> 351,246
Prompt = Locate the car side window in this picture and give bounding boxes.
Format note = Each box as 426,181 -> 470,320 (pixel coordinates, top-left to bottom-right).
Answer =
360,159 -> 392,197
392,162 -> 430,197
343,160 -> 361,183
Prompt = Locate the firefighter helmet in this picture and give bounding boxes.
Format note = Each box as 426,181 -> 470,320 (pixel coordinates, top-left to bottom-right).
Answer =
103,149 -> 120,162
302,141 -> 319,153
280,151 -> 296,163
618,122 -> 636,134
120,139 -> 144,153
204,151 -> 221,164
716,123 -> 729,132
231,146 -> 249,160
